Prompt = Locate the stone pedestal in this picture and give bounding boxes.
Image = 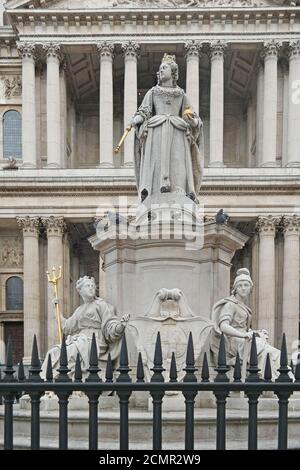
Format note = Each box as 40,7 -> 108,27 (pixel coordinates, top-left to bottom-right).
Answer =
89,197 -> 248,322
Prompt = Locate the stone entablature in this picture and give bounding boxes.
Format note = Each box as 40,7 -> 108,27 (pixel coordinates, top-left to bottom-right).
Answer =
6,7 -> 300,41
4,0 -> 297,10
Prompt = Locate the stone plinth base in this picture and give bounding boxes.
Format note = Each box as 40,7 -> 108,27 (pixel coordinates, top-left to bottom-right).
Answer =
2,404 -> 300,450
19,394 -> 119,411
89,197 -> 248,322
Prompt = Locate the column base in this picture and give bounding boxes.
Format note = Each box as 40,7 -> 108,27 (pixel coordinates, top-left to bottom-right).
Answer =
208,162 -> 226,168
260,161 -> 280,168
123,161 -> 134,168
96,163 -> 114,168
22,356 -> 32,366
286,162 -> 300,168
20,162 -> 37,169
45,163 -> 61,169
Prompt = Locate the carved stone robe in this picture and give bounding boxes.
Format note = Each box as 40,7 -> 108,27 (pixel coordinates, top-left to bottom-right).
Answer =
134,85 -> 204,198
41,297 -> 124,380
210,296 -> 281,379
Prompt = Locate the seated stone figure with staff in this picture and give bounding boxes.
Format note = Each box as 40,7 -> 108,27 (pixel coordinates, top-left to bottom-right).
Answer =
41,276 -> 129,380
210,268 -> 282,380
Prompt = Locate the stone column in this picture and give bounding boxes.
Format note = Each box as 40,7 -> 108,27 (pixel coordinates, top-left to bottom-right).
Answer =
44,43 -> 62,168
17,43 -> 37,168
246,96 -> 254,167
185,40 -> 200,114
287,41 -> 300,167
256,216 -> 280,345
0,323 -> 5,364
281,59 -> 289,166
122,41 -> 140,167
209,41 -> 227,167
16,216 -> 40,362
42,216 -> 66,350
97,42 -> 114,167
282,216 -> 300,353
256,61 -> 264,166
261,41 -> 280,167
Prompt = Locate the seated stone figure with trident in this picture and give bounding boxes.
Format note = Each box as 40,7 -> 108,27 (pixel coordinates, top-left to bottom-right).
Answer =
41,275 -> 129,380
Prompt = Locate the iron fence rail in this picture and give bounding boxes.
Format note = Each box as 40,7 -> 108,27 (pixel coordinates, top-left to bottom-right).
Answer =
0,332 -> 299,451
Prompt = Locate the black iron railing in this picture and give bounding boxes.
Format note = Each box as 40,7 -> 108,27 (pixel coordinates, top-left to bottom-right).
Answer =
0,332 -> 299,450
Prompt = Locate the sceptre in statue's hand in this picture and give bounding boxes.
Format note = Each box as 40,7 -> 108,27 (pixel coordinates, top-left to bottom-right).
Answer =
47,266 -> 63,344
114,125 -> 132,154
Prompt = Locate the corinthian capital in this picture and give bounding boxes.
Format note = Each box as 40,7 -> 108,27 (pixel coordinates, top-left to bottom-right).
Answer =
261,40 -> 281,60
288,40 -> 300,60
16,216 -> 40,235
42,216 -> 67,236
43,43 -> 63,61
122,41 -> 140,59
17,42 -> 36,60
209,40 -> 228,60
255,215 -> 281,235
185,40 -> 201,58
281,215 -> 300,236
97,41 -> 114,59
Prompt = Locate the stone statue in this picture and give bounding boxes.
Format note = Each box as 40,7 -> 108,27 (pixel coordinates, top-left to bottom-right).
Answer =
210,268 -> 281,379
41,276 -> 129,380
130,53 -> 204,203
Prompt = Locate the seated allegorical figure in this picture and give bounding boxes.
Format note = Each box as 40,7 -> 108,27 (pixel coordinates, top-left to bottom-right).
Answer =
41,276 -> 129,380
210,268 -> 281,380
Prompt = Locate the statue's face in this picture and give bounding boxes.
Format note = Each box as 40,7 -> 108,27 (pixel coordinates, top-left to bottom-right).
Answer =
80,281 -> 96,299
235,280 -> 251,298
158,62 -> 172,83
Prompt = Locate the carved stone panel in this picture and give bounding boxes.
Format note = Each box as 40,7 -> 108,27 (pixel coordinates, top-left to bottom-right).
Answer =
0,236 -> 23,268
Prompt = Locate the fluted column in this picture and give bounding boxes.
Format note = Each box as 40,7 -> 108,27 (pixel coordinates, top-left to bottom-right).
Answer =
42,216 -> 66,350
97,42 -> 114,167
256,215 -> 280,345
17,43 -> 37,168
122,41 -> 140,167
209,41 -> 227,167
282,216 -> 300,353
44,43 -> 62,168
281,59 -> 289,166
261,41 -> 280,167
185,40 -> 200,114
287,41 -> 300,167
256,60 -> 264,166
16,216 -> 40,362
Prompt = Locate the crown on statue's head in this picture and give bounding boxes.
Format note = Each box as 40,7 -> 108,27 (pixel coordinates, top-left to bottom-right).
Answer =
161,53 -> 176,64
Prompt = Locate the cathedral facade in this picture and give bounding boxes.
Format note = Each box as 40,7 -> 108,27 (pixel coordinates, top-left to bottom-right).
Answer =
0,0 -> 299,363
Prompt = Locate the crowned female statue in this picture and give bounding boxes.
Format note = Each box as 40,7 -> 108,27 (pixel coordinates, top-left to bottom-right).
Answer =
130,54 -> 204,203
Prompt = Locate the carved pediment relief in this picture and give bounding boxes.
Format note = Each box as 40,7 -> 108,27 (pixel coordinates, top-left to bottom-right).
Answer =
4,0 -> 296,10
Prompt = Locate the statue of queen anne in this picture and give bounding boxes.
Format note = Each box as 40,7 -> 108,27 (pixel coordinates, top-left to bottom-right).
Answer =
130,54 -> 204,203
